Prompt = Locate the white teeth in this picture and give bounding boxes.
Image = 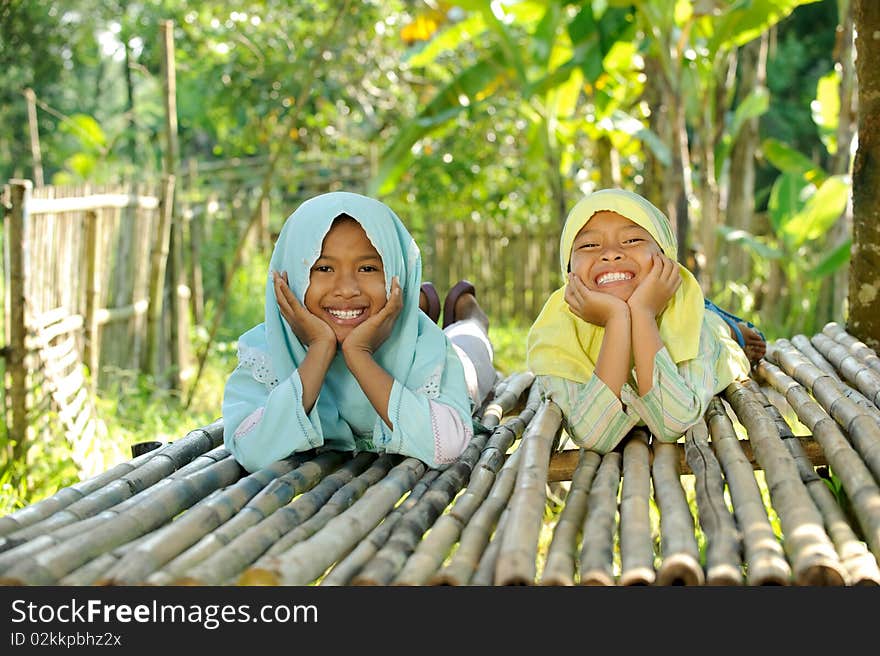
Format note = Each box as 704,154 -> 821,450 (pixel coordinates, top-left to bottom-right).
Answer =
327,309 -> 364,320
597,272 -> 633,285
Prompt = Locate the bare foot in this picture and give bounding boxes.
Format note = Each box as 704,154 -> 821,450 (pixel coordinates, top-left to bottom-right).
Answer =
737,323 -> 766,366
453,292 -> 489,334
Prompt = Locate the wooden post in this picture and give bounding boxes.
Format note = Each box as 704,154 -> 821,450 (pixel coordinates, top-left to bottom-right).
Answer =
83,210 -> 101,392
5,180 -> 31,463
24,89 -> 44,187
186,159 -> 205,325
145,20 -> 179,382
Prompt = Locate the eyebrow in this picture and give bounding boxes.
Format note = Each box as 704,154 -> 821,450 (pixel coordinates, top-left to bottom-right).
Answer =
314,253 -> 383,263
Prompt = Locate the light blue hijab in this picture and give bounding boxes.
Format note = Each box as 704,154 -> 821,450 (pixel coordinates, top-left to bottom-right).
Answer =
260,191 -> 464,442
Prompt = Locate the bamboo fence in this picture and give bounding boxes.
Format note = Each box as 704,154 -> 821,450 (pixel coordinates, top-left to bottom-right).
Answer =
3,325 -> 880,585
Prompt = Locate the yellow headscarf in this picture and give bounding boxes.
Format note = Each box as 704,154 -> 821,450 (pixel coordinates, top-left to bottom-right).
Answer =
526,189 -> 705,383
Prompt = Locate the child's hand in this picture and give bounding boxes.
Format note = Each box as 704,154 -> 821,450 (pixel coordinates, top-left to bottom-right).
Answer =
627,253 -> 681,318
342,276 -> 403,357
565,273 -> 629,327
273,271 -> 337,349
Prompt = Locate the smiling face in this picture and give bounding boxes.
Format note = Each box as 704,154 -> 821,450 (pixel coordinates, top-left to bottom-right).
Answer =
568,210 -> 663,301
304,215 -> 388,343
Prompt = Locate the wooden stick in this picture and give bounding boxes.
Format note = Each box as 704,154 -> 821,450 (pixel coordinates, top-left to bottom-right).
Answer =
756,361 -> 880,564
105,452 -> 348,585
494,399 -> 562,585
653,440 -> 704,585
725,381 -> 846,585
823,322 -> 880,375
705,397 -> 791,585
578,451 -> 621,586
320,469 -> 440,586
540,449 -> 601,586
239,458 -> 425,585
684,419 -> 743,585
618,429 -> 655,586
811,333 -> 880,409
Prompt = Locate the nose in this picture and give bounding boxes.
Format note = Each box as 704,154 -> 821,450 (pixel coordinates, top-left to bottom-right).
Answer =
334,270 -> 360,298
600,246 -> 623,261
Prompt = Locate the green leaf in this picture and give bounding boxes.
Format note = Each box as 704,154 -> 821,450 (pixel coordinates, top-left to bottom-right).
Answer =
406,15 -> 486,68
810,238 -> 851,278
715,87 -> 770,178
768,171 -> 807,235
813,70 -> 840,154
762,138 -> 826,184
781,175 -> 850,247
59,113 -> 107,151
707,0 -> 822,54
717,225 -> 784,259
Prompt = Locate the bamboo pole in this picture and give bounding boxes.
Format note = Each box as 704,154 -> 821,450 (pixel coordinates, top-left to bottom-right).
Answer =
790,334 -> 841,378
98,452 -> 326,585
431,448 -> 522,586
724,381 -> 846,585
683,419 -> 743,585
392,393 -> 541,585
0,448 -> 161,538
83,209 -> 100,391
767,340 -> 880,479
653,440 -> 704,585
353,431 -> 494,585
0,455 -> 243,585
494,399 -> 562,585
480,371 -> 535,429
5,180 -> 30,466
239,457 -> 425,585
618,429 -> 655,586
471,502 -> 511,586
24,88 -> 44,186
578,451 -> 621,586
811,332 -> 880,409
756,361 -> 880,564
0,421 -> 224,552
320,469 -> 440,586
177,453 -> 386,585
823,321 -> 880,375
705,397 -> 791,584
540,449 -> 601,586
747,376 -> 880,586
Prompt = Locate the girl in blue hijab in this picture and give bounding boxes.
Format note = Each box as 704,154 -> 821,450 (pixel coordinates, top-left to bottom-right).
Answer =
222,192 -> 494,472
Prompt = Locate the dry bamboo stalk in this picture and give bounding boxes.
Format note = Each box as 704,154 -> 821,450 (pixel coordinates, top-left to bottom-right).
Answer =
724,381 -> 846,585
790,334 -> 841,378
683,419 -> 743,585
772,338 -> 880,426
705,397 -> 791,585
431,448 -> 523,585
320,469 -> 441,586
179,453 -> 388,585
540,449 -> 601,586
494,399 -> 562,585
756,361 -> 880,563
767,340 -> 880,481
0,446 -> 232,576
352,433 -> 492,585
471,505 -> 511,585
744,378 -> 878,586
480,371 -> 535,429
823,322 -> 880,375
101,452 -> 343,585
0,425 -> 225,552
239,457 -> 425,586
59,533 -> 151,586
811,333 -> 880,408
0,447 -> 160,538
618,430 -> 655,586
652,440 -> 704,586
0,455 -> 243,585
578,451 -> 621,586
393,393 -> 542,585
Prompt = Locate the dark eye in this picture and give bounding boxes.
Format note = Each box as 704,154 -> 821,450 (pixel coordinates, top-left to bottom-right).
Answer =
577,242 -> 599,250
312,264 -> 332,273
623,238 -> 644,245
360,264 -> 381,273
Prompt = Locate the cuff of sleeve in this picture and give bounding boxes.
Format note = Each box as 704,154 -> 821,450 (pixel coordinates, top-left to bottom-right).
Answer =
374,379 -> 403,452
290,371 -> 323,449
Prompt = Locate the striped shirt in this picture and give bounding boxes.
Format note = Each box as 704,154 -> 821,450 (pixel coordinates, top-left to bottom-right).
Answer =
535,312 -> 749,453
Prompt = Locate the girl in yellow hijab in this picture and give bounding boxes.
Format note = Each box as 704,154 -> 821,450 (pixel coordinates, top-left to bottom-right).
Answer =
526,188 -> 752,454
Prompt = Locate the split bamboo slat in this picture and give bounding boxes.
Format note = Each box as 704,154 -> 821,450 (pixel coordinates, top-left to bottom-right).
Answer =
5,322 -> 880,586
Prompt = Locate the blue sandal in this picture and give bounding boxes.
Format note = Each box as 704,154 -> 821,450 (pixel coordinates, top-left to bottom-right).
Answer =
704,299 -> 765,348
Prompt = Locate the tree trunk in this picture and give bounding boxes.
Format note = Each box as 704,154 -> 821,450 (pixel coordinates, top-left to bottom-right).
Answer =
849,0 -> 880,349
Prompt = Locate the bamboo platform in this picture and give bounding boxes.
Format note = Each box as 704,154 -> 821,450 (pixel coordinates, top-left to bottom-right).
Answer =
2,322 -> 880,586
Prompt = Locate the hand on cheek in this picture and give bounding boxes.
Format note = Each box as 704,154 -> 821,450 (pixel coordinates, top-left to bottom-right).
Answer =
274,271 -> 337,350
627,254 -> 681,318
342,276 -> 403,357
565,273 -> 629,327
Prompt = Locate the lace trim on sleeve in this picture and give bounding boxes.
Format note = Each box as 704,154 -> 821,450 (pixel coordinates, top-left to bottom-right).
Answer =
237,343 -> 280,390
416,363 -> 443,399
